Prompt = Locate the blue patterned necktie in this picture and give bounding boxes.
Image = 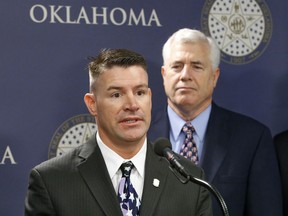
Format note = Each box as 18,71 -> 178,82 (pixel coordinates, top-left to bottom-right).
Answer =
180,122 -> 199,165
117,161 -> 141,216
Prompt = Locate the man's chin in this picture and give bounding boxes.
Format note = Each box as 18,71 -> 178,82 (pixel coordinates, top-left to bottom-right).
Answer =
121,132 -> 146,143
175,97 -> 196,106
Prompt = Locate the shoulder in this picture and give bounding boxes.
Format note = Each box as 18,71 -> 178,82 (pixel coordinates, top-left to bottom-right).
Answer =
150,105 -> 168,124
33,145 -> 84,173
33,135 -> 97,174
211,103 -> 270,132
148,106 -> 170,141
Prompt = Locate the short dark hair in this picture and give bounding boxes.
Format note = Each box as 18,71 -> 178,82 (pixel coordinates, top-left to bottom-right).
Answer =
88,49 -> 147,91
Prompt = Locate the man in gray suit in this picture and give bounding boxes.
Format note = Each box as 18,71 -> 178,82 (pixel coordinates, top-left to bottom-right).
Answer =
25,48 -> 212,216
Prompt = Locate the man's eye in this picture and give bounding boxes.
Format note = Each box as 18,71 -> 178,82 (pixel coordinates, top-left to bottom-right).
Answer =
112,92 -> 121,98
172,65 -> 180,69
136,90 -> 146,96
171,64 -> 182,71
194,65 -> 204,71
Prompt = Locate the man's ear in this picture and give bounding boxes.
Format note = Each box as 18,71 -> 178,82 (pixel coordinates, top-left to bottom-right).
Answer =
213,68 -> 220,88
148,88 -> 152,110
84,93 -> 97,116
161,66 -> 166,77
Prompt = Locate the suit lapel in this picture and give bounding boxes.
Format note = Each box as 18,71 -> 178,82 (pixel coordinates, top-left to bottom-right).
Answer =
201,103 -> 230,183
139,142 -> 169,216
77,136 -> 122,216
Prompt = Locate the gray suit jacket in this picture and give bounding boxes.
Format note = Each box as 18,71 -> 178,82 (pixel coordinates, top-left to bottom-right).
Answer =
25,134 -> 212,216
148,102 -> 283,216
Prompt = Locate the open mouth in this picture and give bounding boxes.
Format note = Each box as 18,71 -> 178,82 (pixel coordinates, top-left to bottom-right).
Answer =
124,119 -> 138,123
120,117 -> 142,124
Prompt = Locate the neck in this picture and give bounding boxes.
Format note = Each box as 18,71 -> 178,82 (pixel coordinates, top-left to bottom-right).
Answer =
99,131 -> 146,159
168,100 -> 211,121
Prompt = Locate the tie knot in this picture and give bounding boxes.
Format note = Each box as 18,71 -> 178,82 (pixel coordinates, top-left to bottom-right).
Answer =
182,122 -> 195,135
120,161 -> 134,177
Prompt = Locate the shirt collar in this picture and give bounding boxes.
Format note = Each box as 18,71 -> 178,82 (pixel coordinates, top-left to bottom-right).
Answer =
192,105 -> 211,143
168,106 -> 186,140
167,104 -> 211,142
96,132 -> 146,180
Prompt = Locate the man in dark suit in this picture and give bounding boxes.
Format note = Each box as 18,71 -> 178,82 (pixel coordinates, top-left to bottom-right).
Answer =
148,28 -> 283,216
25,49 -> 212,216
274,130 -> 288,216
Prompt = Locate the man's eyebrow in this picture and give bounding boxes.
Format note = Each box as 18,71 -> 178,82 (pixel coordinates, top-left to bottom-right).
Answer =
170,60 -> 203,65
132,84 -> 150,91
191,60 -> 203,65
107,84 -> 148,91
107,86 -> 122,91
171,60 -> 183,65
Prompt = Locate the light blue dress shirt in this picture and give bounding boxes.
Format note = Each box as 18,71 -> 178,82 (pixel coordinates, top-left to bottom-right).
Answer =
167,104 -> 212,162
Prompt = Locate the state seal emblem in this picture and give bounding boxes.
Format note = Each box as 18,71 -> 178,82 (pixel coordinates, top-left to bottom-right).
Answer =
201,0 -> 272,64
48,114 -> 97,159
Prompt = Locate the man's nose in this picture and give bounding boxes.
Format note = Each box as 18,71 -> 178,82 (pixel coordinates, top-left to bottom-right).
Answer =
180,65 -> 192,81
124,93 -> 139,111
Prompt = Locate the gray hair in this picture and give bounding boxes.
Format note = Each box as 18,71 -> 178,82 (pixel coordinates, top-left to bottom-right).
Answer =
162,28 -> 220,71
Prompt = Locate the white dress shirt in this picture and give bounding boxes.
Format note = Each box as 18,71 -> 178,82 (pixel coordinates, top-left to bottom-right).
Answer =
96,132 -> 146,199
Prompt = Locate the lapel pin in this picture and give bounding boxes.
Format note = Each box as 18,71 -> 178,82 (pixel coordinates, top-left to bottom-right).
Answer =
153,178 -> 160,188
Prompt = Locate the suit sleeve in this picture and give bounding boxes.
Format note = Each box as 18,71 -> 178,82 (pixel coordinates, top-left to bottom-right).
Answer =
25,168 -> 56,216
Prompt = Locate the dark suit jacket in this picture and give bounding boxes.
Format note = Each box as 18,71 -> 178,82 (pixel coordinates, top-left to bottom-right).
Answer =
274,130 -> 288,216
25,134 -> 212,216
148,102 -> 283,216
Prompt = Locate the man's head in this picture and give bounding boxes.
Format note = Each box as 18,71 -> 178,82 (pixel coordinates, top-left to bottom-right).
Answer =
161,28 -> 220,120
87,48 -> 148,92
84,49 -> 152,158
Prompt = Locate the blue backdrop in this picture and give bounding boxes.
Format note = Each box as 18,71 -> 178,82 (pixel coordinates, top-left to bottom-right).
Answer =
1,1 -> 287,215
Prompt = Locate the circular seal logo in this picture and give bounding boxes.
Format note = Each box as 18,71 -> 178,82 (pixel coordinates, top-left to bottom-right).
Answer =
201,0 -> 272,64
48,114 -> 97,159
